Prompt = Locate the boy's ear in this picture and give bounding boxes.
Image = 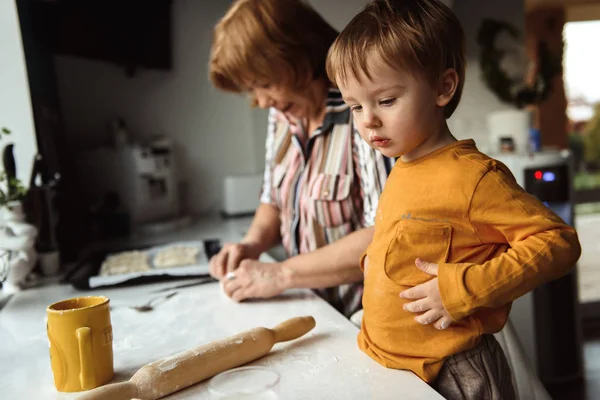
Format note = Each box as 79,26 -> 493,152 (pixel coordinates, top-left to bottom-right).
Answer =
436,68 -> 459,108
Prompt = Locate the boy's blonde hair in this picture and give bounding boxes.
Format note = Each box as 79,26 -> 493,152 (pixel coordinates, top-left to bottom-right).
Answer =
326,0 -> 466,118
209,0 -> 338,94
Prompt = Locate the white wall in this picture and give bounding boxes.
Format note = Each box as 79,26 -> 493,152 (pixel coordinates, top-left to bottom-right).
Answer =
450,0 -> 526,153
54,0 -> 370,215
0,0 -> 37,188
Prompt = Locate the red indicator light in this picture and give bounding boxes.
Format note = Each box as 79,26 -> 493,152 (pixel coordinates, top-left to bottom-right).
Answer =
534,170 -> 543,180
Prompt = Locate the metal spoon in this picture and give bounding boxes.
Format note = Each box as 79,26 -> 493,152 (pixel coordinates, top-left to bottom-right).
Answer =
130,291 -> 178,312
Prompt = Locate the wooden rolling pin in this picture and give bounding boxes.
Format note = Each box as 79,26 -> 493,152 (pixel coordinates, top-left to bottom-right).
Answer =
76,316 -> 315,400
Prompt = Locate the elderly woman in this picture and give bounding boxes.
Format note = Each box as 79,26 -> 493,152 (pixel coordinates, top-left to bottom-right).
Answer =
208,0 -> 392,318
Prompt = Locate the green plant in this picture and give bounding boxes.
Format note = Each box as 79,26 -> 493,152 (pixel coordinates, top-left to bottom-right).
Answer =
0,127 -> 27,207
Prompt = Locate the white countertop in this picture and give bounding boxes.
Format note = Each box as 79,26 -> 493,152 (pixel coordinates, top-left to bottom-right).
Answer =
0,281 -> 442,399
0,215 -> 442,399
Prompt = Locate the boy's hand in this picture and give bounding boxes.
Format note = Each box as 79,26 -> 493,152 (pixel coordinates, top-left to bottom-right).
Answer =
400,258 -> 453,330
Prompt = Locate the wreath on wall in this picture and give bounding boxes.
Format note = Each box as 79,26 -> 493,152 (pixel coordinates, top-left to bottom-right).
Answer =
477,18 -> 563,109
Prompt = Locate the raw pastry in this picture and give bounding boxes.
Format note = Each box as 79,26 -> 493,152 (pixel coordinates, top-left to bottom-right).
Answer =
154,245 -> 200,268
99,251 -> 150,276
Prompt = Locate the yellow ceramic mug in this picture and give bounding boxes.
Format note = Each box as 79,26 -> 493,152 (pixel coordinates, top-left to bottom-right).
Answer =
46,296 -> 114,392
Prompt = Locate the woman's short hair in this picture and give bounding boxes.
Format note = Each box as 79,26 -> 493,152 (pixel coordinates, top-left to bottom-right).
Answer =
209,0 -> 338,94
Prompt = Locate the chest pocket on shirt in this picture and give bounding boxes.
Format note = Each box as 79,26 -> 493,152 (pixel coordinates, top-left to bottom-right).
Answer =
309,173 -> 354,227
384,219 -> 452,286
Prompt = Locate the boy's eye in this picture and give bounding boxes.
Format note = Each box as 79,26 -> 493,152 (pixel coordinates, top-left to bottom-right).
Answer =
350,105 -> 363,112
379,98 -> 396,106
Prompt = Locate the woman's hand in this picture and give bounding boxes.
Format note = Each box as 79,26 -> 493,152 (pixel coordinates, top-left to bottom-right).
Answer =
221,260 -> 291,302
399,258 -> 454,330
209,242 -> 262,279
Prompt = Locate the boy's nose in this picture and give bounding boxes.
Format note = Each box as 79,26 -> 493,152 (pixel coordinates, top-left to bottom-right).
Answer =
363,110 -> 382,129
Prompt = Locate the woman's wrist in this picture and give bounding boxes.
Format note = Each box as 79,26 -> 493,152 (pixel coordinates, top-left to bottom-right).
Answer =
239,239 -> 265,258
278,260 -> 296,290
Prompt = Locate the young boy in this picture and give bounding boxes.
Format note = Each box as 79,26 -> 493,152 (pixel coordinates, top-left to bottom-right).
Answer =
326,0 -> 581,398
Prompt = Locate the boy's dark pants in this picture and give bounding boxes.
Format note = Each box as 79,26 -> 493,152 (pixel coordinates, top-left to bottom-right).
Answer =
432,334 -> 516,400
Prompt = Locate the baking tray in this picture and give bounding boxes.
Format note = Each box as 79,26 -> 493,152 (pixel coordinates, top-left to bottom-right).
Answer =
64,239 -> 222,290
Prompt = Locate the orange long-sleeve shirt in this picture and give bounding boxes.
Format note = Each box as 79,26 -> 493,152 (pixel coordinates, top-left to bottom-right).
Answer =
359,140 -> 581,383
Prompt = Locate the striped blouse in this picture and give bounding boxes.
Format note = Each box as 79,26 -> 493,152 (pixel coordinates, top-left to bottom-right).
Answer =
260,88 -> 393,317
